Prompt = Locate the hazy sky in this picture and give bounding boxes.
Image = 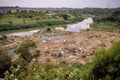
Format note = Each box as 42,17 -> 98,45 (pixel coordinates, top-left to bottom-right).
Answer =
0,0 -> 120,8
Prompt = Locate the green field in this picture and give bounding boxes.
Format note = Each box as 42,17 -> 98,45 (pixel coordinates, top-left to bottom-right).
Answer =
0,12 -> 84,32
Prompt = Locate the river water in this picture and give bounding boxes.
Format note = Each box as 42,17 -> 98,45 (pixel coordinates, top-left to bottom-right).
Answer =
42,35 -> 65,40
55,17 -> 93,32
6,30 -> 40,38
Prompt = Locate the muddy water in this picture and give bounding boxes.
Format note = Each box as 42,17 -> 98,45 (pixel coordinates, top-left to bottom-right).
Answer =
6,30 -> 40,38
7,48 -> 16,54
7,46 -> 36,54
42,35 -> 65,40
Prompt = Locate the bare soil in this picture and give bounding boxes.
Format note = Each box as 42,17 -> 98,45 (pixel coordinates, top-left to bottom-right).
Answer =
1,31 -> 120,64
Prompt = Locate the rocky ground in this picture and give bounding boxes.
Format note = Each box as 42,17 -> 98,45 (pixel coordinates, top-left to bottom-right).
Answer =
1,30 -> 120,64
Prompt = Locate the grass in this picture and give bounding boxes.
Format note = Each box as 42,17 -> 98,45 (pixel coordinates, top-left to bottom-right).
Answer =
0,12 -> 77,25
91,22 -> 120,32
0,13 -> 84,32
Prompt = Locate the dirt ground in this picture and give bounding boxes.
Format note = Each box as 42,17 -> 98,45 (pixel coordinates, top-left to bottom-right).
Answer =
35,31 -> 120,64
1,30 -> 120,64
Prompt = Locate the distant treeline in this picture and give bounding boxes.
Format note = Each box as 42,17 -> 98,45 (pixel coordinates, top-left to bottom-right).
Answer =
62,8 -> 120,15
93,11 -> 120,23
0,7 -> 120,15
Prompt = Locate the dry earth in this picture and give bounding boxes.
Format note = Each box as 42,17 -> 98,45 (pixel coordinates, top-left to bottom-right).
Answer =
1,31 -> 120,64
36,31 -> 120,64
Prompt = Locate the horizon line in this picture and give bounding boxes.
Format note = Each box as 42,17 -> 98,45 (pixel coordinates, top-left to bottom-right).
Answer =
0,6 -> 120,9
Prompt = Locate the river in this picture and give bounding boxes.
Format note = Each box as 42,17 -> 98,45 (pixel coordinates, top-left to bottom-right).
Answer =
55,17 -> 93,32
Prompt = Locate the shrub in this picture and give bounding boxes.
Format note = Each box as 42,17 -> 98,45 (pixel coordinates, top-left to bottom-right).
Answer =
16,39 -> 36,62
0,49 -> 12,78
81,41 -> 120,80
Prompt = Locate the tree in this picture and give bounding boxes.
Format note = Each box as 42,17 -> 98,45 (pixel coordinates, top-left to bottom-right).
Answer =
62,14 -> 69,20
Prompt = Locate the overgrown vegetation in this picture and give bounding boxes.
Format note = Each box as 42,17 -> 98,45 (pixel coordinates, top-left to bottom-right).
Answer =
0,49 -> 12,78
16,39 -> 36,62
91,11 -> 120,31
0,35 -> 7,41
81,41 -> 120,80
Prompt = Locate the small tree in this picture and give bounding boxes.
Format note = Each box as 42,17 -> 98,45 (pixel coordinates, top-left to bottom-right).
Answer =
62,14 -> 69,20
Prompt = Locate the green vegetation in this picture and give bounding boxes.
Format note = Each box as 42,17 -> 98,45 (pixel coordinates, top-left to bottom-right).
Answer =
4,62 -> 82,80
16,39 -> 36,62
0,12 -> 84,32
81,41 -> 120,80
0,35 -> 7,41
0,20 -> 68,31
91,22 -> 120,31
93,11 -> 120,23
0,49 -> 12,78
91,11 -> 120,31
0,8 -> 119,32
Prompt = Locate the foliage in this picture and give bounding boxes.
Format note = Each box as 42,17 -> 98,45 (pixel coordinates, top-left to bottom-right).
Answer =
0,20 -> 69,32
0,11 -> 85,32
93,11 -> 120,23
70,16 -> 84,23
16,39 -> 36,62
91,22 -> 120,31
62,14 -> 69,20
0,49 -> 12,78
0,35 -> 7,41
81,41 -> 120,80
4,62 -> 81,80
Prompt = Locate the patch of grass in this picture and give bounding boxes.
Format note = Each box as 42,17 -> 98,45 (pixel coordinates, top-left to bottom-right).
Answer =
91,22 -> 120,31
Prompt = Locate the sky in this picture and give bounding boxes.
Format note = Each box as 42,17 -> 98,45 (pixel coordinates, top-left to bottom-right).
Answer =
0,0 -> 120,8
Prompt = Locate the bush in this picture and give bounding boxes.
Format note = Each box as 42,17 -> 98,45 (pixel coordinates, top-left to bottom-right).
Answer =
0,35 -> 7,41
81,41 -> 120,80
0,49 -> 12,78
16,39 -> 36,62
4,62 -> 81,80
